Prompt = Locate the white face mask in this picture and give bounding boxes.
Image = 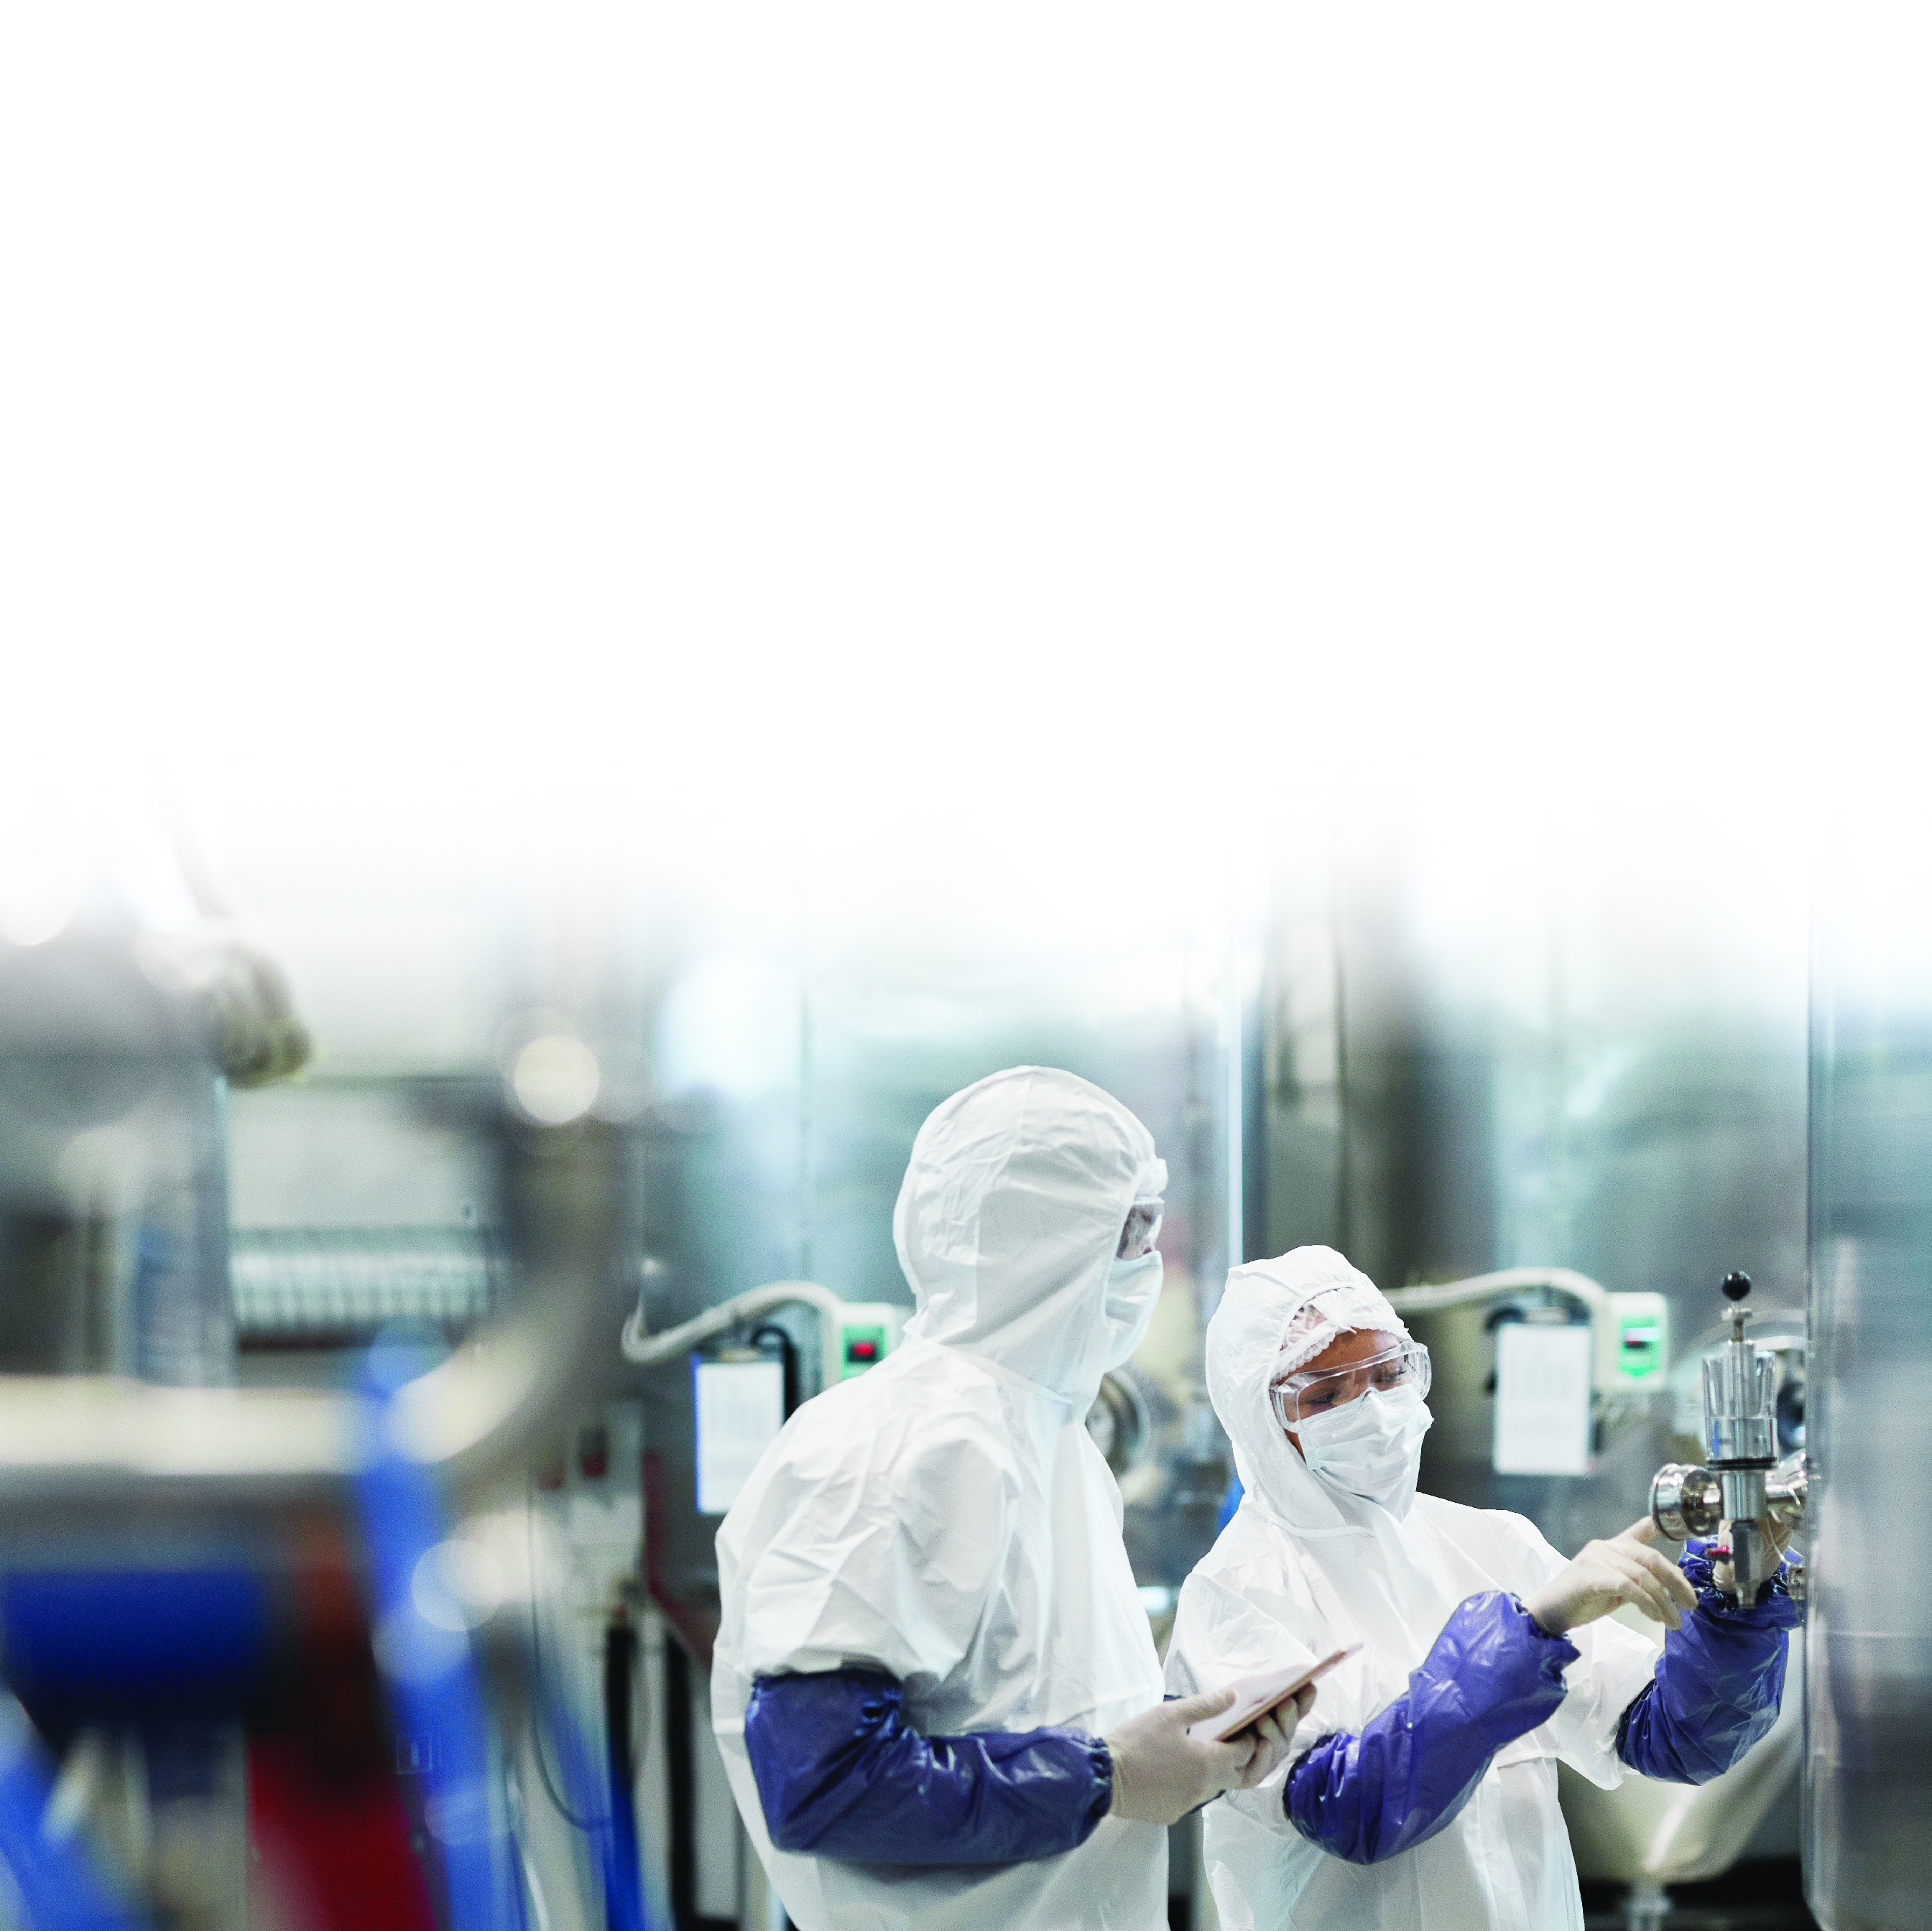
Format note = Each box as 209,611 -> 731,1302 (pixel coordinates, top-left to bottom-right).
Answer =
1293,1383 -> 1433,1516
1101,1250 -> 1163,1367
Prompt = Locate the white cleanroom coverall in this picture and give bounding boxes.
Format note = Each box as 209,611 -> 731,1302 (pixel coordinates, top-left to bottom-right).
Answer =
1165,1247 -> 1660,1931
712,1066 -> 1172,1931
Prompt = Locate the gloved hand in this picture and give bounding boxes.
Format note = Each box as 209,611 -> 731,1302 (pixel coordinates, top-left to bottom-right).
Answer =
1710,1515 -> 1795,1599
1525,1518 -> 1699,1634
1104,1687 -> 1304,1825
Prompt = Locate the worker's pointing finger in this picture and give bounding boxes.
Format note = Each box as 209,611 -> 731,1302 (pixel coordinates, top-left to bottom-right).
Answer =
1632,1542 -> 1698,1609
1610,1551 -> 1681,1629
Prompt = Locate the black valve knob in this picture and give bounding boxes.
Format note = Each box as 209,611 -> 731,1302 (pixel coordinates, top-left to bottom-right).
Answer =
1721,1271 -> 1752,1302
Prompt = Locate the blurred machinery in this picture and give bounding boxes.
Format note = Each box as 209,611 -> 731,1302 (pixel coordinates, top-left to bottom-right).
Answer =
0,902 -> 652,1931
0,882 -> 1252,1931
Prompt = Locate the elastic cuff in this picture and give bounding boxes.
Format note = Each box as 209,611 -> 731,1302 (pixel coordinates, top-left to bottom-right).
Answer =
1508,1594 -> 1582,1667
1086,1738 -> 1115,1828
1680,1542 -> 1806,1627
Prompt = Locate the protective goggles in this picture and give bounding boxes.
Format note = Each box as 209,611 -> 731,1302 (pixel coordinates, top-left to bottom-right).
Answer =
1117,1200 -> 1165,1259
1269,1340 -> 1431,1429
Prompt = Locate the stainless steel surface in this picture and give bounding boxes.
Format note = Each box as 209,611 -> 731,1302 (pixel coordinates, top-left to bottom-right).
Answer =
1650,1452 -> 1807,1561
1262,827 -> 1809,1557
1803,856 -> 1932,1929
1704,1344 -> 1779,1465
1766,1456 -> 1807,1532
1714,1305 -> 1780,1604
1722,1489 -> 1775,1605
1652,1462 -> 1724,1542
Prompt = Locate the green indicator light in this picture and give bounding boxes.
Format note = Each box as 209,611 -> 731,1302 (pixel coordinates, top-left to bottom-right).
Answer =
841,1325 -> 888,1379
1617,1319 -> 1665,1381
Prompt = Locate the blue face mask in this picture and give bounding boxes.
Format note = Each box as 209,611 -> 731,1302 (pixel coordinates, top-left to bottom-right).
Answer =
1294,1384 -> 1434,1516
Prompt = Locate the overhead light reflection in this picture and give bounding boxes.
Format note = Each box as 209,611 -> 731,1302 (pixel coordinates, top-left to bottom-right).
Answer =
511,1034 -> 601,1125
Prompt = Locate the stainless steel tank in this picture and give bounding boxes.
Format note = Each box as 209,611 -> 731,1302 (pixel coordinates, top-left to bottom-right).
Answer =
1261,831 -> 1808,1555
1804,854 -> 1932,1927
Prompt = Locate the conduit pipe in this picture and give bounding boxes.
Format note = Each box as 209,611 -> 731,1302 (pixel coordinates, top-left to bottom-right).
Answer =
0,1119 -> 627,1529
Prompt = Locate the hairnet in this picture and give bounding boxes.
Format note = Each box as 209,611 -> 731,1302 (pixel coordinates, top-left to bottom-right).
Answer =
1270,1249 -> 1412,1378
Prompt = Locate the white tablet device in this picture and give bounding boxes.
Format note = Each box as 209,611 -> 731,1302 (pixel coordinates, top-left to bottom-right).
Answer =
1185,1643 -> 1363,1744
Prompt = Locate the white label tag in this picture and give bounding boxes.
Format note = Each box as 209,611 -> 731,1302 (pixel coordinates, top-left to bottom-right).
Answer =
693,1358 -> 786,1515
1493,1323 -> 1593,1476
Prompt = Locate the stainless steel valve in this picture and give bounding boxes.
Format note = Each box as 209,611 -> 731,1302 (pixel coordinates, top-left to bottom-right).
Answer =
1648,1272 -> 1806,1603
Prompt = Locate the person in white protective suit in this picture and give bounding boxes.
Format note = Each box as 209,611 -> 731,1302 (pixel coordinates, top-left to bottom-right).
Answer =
1166,1246 -> 1803,1931
711,1067 -> 1303,1931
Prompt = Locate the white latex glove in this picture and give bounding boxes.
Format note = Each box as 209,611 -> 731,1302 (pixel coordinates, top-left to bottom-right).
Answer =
1524,1517 -> 1699,1635
1103,1687 -> 1303,1826
1243,1692 -> 1311,1764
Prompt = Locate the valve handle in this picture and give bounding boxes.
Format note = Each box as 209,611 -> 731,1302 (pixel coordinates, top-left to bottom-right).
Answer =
1721,1271 -> 1752,1302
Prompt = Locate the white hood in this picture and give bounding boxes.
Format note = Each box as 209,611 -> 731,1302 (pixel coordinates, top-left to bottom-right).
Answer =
713,1061 -> 1173,1931
1208,1244 -> 1411,1535
896,1065 -> 1165,1409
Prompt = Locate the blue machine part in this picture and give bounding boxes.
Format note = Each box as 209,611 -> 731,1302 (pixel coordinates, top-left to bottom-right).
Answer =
0,1690 -> 149,1931
601,1621 -> 645,1931
526,1645 -> 646,1931
358,1336 -> 651,1931
1286,1591 -> 1576,1863
1616,1539 -> 1802,1784
744,1667 -> 1113,1863
0,1569 -> 267,1720
356,1340 -> 514,1931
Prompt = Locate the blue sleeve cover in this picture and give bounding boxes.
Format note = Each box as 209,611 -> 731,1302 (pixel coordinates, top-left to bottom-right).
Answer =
743,1667 -> 1114,1865
1285,1591 -> 1577,1865
1615,1539 -> 1802,1785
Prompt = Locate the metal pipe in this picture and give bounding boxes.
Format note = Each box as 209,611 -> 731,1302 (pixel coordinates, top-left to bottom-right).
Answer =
0,1119 -> 628,1526
1385,1266 -> 1608,1317
619,1280 -> 850,1394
